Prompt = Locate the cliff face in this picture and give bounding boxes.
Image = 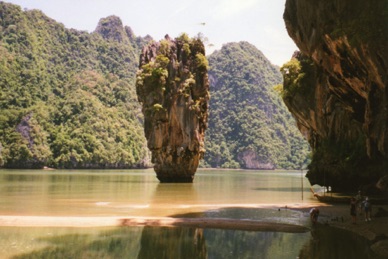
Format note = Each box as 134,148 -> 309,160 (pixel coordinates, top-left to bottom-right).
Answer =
136,35 -> 209,182
283,0 -> 388,191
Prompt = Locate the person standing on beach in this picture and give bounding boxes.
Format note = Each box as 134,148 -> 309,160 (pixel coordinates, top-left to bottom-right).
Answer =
310,208 -> 319,224
350,197 -> 357,224
362,197 -> 371,221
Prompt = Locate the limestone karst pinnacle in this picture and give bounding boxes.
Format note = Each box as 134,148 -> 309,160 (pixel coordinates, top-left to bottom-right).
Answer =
136,34 -> 210,182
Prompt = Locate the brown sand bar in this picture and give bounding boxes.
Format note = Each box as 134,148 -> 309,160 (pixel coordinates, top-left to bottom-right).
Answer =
0,215 -> 309,233
120,217 -> 310,233
0,216 -> 123,227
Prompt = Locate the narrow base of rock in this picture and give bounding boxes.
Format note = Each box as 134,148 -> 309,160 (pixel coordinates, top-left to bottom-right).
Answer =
157,175 -> 194,183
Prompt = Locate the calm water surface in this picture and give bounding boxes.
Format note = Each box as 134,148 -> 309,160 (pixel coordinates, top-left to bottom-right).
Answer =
0,169 -> 375,258
0,169 -> 315,217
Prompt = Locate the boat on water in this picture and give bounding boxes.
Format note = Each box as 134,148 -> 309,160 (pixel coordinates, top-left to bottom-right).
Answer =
310,187 -> 350,203
310,187 -> 388,204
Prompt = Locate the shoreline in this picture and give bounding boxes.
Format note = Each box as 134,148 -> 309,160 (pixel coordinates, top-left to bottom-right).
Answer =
1,202 -> 387,257
0,215 -> 308,233
294,203 -> 388,258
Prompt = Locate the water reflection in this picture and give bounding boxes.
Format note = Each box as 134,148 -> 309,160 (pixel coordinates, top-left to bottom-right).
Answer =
299,225 -> 376,259
205,229 -> 308,259
138,227 -> 207,259
0,170 -> 377,258
7,225 -> 308,259
8,227 -> 143,259
6,224 -> 377,259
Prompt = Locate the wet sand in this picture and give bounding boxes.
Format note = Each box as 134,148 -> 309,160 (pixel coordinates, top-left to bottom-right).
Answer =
0,214 -> 308,233
120,217 -> 309,233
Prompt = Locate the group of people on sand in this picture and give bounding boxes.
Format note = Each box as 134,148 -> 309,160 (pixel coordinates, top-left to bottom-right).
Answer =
350,191 -> 372,224
309,190 -> 372,225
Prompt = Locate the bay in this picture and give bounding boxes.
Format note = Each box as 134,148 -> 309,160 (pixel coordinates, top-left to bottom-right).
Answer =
0,169 -> 374,258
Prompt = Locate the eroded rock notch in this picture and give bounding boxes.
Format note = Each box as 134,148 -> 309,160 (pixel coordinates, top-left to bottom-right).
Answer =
136,34 -> 209,183
282,0 -> 388,191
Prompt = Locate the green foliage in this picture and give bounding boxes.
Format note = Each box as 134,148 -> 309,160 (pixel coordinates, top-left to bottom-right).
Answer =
195,53 -> 209,72
204,42 -> 310,169
175,33 -> 190,43
280,58 -> 302,98
0,2 -> 309,170
136,54 -> 169,102
159,39 -> 170,56
0,2 -> 151,169
182,43 -> 191,56
280,55 -> 315,102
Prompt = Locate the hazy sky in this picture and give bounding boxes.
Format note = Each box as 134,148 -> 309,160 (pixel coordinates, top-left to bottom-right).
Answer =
3,0 -> 298,66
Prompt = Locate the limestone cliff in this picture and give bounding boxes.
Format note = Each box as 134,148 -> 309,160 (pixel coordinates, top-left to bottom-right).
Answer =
136,35 -> 209,183
282,0 -> 388,191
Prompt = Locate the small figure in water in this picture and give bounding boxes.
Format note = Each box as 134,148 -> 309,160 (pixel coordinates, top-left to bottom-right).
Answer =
310,208 -> 320,224
362,197 -> 372,221
350,197 -> 357,224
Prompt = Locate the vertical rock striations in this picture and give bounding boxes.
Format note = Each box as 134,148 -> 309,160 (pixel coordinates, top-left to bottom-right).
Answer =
136,34 -> 209,183
282,0 -> 388,191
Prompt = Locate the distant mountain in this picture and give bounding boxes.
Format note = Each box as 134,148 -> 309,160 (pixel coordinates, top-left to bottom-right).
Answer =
0,2 -> 309,170
0,2 -> 151,168
203,42 -> 310,169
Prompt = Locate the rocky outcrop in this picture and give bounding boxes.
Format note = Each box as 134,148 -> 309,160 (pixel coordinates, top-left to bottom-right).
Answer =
95,15 -> 129,43
377,175 -> 388,192
282,0 -> 388,191
136,35 -> 209,182
94,15 -> 152,52
237,149 -> 275,170
7,113 -> 48,169
16,113 -> 34,150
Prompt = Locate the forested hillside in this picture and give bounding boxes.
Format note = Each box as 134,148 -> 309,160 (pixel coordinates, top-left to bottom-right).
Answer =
0,2 -> 151,168
203,42 -> 310,169
0,2 -> 309,170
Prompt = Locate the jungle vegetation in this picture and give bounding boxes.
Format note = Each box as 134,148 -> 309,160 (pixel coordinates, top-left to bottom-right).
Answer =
0,2 -> 150,168
0,2 -> 309,170
202,42 -> 310,169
